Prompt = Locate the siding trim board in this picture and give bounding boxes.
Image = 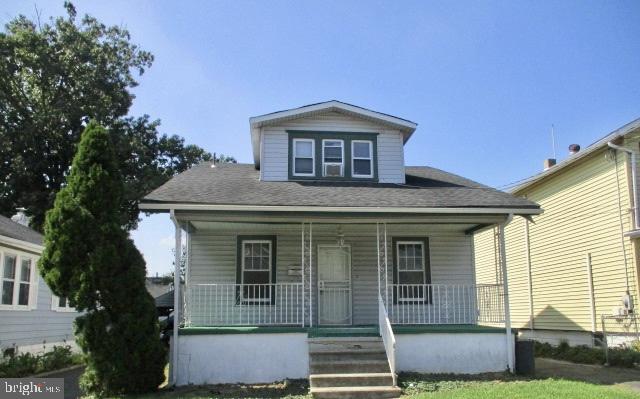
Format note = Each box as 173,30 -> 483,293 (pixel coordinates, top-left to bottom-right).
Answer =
286,131 -> 379,182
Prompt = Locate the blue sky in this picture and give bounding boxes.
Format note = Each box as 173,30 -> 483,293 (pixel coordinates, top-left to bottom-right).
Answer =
3,1 -> 640,276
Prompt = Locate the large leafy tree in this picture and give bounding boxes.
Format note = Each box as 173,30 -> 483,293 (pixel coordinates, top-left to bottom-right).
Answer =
0,2 -> 226,231
39,122 -> 166,395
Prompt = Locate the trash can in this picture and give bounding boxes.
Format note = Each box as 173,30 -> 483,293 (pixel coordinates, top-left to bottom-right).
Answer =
515,339 -> 535,375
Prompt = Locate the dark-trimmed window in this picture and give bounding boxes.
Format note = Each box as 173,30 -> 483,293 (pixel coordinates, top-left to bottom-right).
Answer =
352,140 -> 373,178
393,237 -> 431,304
236,236 -> 277,304
293,139 -> 315,176
322,139 -> 344,177
288,132 -> 378,181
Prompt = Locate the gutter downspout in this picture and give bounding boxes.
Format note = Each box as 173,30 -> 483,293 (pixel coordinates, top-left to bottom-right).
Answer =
607,142 -> 639,230
498,213 -> 515,373
524,219 -> 534,331
586,253 -> 597,346
170,210 -> 182,386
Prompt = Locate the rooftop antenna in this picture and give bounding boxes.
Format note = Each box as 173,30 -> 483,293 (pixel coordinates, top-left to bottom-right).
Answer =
551,124 -> 557,160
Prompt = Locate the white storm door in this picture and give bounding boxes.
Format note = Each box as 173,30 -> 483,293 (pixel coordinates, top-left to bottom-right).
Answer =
318,246 -> 352,325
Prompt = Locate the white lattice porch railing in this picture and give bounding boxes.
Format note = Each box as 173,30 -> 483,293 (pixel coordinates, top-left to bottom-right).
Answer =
388,283 -> 504,325
185,283 -> 304,326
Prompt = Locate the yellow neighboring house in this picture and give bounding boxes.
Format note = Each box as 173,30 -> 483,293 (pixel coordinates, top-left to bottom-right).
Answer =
474,118 -> 640,347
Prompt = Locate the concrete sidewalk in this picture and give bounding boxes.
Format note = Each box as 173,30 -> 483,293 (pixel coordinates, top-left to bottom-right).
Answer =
536,357 -> 640,393
44,366 -> 84,399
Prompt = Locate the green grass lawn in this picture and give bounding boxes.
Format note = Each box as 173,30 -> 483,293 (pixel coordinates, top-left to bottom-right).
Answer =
401,379 -> 638,399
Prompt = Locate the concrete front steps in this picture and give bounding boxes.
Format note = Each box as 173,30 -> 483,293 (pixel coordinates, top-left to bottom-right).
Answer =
309,337 -> 400,399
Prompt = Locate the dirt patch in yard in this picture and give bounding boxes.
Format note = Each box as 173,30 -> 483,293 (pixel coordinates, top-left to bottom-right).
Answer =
153,379 -> 310,398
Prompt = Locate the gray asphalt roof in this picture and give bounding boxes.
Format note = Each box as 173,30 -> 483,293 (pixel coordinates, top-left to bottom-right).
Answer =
142,163 -> 539,210
0,214 -> 43,246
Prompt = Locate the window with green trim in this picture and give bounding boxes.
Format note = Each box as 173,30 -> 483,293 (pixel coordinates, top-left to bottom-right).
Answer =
293,139 -> 315,176
322,139 -> 344,177
288,132 -> 378,181
392,237 -> 431,304
352,140 -> 373,178
236,236 -> 277,304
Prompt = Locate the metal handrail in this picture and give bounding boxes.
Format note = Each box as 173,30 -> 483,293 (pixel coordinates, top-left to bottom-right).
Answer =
378,293 -> 397,386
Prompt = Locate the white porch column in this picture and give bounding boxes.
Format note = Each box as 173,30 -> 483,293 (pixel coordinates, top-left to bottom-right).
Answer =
376,222 -> 389,305
498,216 -> 515,373
170,210 -> 182,386
302,222 -> 313,327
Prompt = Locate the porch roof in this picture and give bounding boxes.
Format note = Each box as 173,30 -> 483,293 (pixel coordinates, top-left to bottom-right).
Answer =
140,163 -> 540,214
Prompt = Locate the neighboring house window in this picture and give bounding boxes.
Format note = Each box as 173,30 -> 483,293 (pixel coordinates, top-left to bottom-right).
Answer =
322,139 -> 344,177
393,238 -> 431,303
293,139 -> 315,176
236,236 -> 277,304
1,254 -> 17,305
52,295 -> 75,312
352,140 -> 373,178
18,258 -> 32,306
1,252 -> 35,309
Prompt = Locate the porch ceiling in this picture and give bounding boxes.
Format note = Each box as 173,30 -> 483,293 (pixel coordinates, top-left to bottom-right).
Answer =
189,220 -> 483,234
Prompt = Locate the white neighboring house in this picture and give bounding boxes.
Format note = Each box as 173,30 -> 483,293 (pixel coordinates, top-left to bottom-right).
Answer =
140,101 -> 541,396
0,212 -> 80,354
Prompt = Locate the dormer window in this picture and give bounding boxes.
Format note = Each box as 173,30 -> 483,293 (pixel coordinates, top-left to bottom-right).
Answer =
352,140 -> 373,178
288,132 -> 378,181
322,140 -> 344,177
293,139 -> 315,176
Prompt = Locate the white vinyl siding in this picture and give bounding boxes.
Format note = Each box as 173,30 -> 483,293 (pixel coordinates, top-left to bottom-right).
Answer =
260,111 -> 406,183
187,223 -> 473,325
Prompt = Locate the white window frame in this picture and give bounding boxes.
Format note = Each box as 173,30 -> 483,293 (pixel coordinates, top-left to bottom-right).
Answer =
322,139 -> 344,177
51,295 -> 76,312
351,140 -> 374,178
292,138 -> 315,177
0,250 -> 37,311
240,240 -> 273,304
396,241 -> 427,302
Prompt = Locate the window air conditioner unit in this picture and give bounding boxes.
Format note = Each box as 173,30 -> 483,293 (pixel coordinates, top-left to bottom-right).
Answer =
324,164 -> 342,177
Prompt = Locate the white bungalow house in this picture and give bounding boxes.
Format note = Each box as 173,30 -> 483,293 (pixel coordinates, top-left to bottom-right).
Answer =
140,101 -> 541,398
0,212 -> 80,354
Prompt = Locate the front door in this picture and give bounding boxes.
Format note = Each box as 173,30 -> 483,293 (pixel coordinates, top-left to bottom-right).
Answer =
318,245 -> 352,325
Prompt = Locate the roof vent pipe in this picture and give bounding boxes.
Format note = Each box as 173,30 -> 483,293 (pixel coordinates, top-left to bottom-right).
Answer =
608,142 -> 639,230
543,158 -> 556,171
569,144 -> 581,155
10,207 -> 30,226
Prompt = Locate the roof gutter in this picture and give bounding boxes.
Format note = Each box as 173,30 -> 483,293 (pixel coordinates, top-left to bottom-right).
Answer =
139,203 -> 542,215
607,142 -> 639,230
0,235 -> 44,254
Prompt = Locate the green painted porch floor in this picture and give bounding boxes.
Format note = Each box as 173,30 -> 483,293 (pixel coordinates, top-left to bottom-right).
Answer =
178,324 -> 507,336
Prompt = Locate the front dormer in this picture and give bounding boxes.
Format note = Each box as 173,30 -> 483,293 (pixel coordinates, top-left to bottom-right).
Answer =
250,101 -> 417,184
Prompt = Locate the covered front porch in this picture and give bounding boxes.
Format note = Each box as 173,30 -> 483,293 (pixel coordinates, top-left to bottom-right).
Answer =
164,211 -> 519,385
172,213 -> 510,330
